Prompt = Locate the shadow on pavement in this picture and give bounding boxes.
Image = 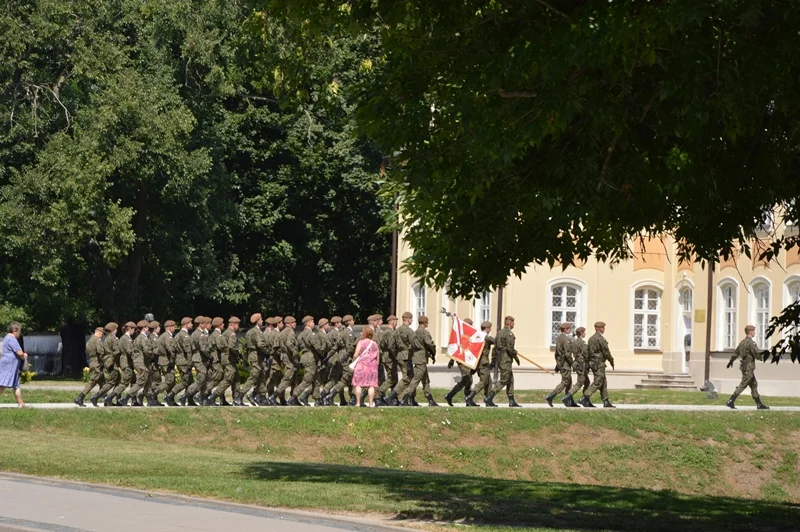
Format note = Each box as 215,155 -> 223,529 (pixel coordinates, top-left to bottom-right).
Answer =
243,461 -> 800,531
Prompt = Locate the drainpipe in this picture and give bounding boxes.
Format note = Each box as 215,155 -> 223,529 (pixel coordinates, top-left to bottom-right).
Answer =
704,263 -> 714,383
494,286 -> 504,382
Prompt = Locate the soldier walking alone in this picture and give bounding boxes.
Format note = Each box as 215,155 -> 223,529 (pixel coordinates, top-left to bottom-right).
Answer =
726,325 -> 769,410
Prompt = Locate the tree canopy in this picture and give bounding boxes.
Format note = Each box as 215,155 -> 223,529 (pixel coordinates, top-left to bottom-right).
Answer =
265,0 -> 800,357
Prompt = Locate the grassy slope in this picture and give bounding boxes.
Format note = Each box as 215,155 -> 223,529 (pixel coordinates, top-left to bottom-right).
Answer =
1,408 -> 798,531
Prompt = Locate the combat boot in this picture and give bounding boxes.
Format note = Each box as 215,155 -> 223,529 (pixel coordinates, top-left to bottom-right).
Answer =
118,394 -> 130,407
602,399 -> 616,408
400,395 -> 411,407
426,393 -> 439,407
298,391 -> 311,407
220,394 -> 232,407
164,392 -> 178,407
444,389 -> 456,407
566,394 -> 580,408
374,396 -> 387,407
339,392 -> 348,407
579,395 -> 595,408
544,392 -> 555,407
348,394 -> 357,407
287,395 -> 300,406
385,391 -> 398,406
187,394 -> 199,407
90,393 -> 101,407
725,396 -> 736,409
74,393 -> 86,407
132,393 -> 144,407
103,395 -> 115,407
484,393 -> 498,407
465,391 -> 479,407
411,395 -> 421,407
756,397 -> 770,410
279,395 -> 289,406
508,395 -> 521,408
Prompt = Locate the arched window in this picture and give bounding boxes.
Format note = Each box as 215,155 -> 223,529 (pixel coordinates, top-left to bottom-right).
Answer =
718,282 -> 737,350
633,287 -> 661,349
549,283 -> 581,345
789,280 -> 800,305
411,282 -> 426,328
473,291 -> 491,324
678,286 -> 693,351
751,282 -> 770,349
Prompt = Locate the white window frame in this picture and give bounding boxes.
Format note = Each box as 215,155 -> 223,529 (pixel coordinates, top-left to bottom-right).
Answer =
411,281 -> 426,330
545,279 -> 588,347
631,283 -> 662,350
675,281 -> 694,354
749,278 -> 771,349
716,279 -> 739,351
472,291 -> 491,325
782,275 -> 800,339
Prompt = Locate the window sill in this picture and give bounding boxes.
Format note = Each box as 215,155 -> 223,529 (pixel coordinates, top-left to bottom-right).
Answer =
634,348 -> 662,354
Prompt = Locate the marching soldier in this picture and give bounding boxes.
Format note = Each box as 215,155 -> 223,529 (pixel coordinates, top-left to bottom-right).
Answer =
155,320 -> 177,406
213,316 -> 241,406
581,321 -> 615,408
145,321 -> 164,406
206,317 -> 226,406
321,316 -> 345,406
313,318 -> 331,406
484,316 -> 521,408
242,313 -> 267,406
172,317 -> 194,406
114,322 -> 136,406
377,315 -> 398,406
270,316 -> 299,406
75,327 -> 105,407
399,315 -> 438,407
321,314 -> 356,406
563,326 -> 589,407
445,318 -> 476,407
465,321 -> 493,407
128,320 -> 151,407
726,325 -> 769,410
294,316 -> 321,406
386,312 -> 414,406
262,317 -> 283,404
99,322 -> 121,407
185,316 -> 208,406
545,322 -> 574,407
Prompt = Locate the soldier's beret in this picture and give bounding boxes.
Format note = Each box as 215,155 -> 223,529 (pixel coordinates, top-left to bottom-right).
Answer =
95,327 -> 105,333
402,311 -> 413,319
104,322 -> 119,332
318,318 -> 329,326
481,321 -> 492,329
504,315 -> 515,322
342,314 -> 354,322
148,321 -> 160,328
331,316 -> 342,324
136,320 -> 149,328
387,315 -> 398,322
212,317 -> 224,327
164,320 -> 176,327
374,314 -> 383,320
124,321 -> 136,328
229,317 -> 241,324
273,316 -> 283,323
463,318 -> 474,325
194,316 -> 204,324
203,316 -> 213,324
263,317 -> 274,325
284,316 -> 296,324
418,315 -> 429,325
250,313 -> 262,324
594,321 -> 606,328
560,322 -> 572,330
181,317 -> 193,326
745,324 -> 756,333
302,315 -> 314,324
576,327 -> 586,335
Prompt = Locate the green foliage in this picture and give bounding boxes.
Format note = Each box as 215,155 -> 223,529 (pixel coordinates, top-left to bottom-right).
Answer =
0,0 -> 389,334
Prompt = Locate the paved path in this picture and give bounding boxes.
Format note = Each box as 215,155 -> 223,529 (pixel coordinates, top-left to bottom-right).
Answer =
0,474 -> 412,532
2,402 -> 799,411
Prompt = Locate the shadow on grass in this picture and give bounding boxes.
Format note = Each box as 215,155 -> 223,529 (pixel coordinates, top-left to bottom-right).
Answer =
243,461 -> 800,531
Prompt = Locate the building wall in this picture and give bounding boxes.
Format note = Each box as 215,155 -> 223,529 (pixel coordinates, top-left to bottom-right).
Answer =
397,229 -> 800,395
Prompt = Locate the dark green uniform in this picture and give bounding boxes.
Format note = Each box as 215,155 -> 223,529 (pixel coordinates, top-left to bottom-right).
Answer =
475,336 -> 494,397
275,326 -> 299,399
128,331 -> 151,401
585,332 -> 613,402
155,331 -> 176,395
731,336 -> 761,400
294,328 -> 321,402
568,336 -> 590,397
112,332 -> 134,400
98,332 -> 120,400
81,335 -> 105,396
242,326 -> 267,401
313,329 -> 330,402
490,327 -> 518,397
171,328 -> 194,397
400,327 -> 435,401
391,324 -> 415,399
207,328 -> 224,394
323,327 -> 343,394
213,327 -> 240,400
147,332 -> 159,399
378,325 -> 397,397
263,327 -> 282,396
328,327 -> 357,399
185,328 -> 208,400
550,333 -> 574,396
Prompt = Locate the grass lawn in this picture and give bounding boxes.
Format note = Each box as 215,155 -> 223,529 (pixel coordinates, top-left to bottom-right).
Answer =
0,408 -> 798,531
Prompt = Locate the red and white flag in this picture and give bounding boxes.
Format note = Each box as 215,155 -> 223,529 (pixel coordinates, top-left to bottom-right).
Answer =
447,314 -> 487,370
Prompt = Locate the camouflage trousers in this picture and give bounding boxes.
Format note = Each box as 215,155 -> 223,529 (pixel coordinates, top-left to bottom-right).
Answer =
112,366 -> 133,399
156,365 -> 176,395
81,363 -> 104,396
449,362 -> 473,397
732,369 -> 760,399
400,362 -> 432,400
551,362 -> 573,396
98,366 -> 119,397
491,364 -> 514,397
568,362 -> 590,397
171,363 -> 193,396
584,362 -> 608,401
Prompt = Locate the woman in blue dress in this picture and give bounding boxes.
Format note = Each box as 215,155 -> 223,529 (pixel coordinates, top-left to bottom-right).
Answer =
0,322 -> 28,407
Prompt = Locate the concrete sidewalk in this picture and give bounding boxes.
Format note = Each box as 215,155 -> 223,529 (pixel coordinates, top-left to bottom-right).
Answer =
1,402 -> 799,411
0,474 -> 413,532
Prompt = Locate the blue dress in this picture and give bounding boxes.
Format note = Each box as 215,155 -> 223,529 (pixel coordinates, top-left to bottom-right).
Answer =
0,333 -> 22,389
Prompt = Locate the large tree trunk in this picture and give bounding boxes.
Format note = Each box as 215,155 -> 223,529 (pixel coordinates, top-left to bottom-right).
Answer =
59,320 -> 87,377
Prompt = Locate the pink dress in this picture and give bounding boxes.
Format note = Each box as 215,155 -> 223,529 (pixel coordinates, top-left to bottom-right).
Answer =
352,339 -> 379,388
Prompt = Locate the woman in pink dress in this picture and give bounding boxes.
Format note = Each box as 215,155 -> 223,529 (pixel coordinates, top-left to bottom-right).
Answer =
351,326 -> 379,407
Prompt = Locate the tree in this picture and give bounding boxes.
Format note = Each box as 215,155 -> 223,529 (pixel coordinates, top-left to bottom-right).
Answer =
266,0 -> 800,357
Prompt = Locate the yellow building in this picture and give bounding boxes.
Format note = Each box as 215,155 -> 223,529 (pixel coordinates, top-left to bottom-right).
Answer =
396,228 -> 800,396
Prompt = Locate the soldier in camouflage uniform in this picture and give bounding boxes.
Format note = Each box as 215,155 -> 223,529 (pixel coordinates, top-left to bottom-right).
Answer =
211,317 -> 241,406
155,320 -> 177,406
127,320 -> 152,407
294,316 -> 322,406
321,316 -> 344,405
321,314 -> 357,406
313,318 -> 331,406
465,321 -> 493,407
545,322 -> 574,407
98,322 -> 120,407
726,325 -> 769,410
205,317 -> 226,404
74,327 -> 105,407
376,315 -> 398,406
563,326 -> 589,407
261,317 -> 283,404
270,316 -> 299,406
580,321 -> 615,408
386,312 -> 414,406
171,317 -> 194,406
185,316 -> 209,406
242,313 -> 267,406
485,316 -> 521,408
399,315 -> 438,407
145,321 -> 164,407
113,322 -> 136,406
444,318 -> 477,407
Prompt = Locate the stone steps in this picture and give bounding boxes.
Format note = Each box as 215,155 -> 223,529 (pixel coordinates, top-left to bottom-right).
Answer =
636,373 -> 697,391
